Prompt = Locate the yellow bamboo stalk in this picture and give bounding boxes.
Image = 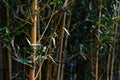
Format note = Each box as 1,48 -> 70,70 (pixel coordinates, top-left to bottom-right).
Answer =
35,9 -> 42,80
30,0 -> 38,80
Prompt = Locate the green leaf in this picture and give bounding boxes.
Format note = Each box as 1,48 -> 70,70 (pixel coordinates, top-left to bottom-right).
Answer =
5,27 -> 9,33
104,36 -> 111,41
15,30 -> 22,35
37,48 -> 42,55
4,27 -> 10,43
56,0 -> 62,8
49,1 -> 55,5
41,56 -> 47,60
79,52 -> 86,60
57,1 -> 61,5
23,47 -> 33,53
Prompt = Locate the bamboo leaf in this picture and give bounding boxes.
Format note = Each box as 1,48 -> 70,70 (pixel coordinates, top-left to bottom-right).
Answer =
98,30 -> 103,34
57,0 -> 61,5
49,1 -> 55,5
104,36 -> 111,41
63,27 -> 70,36
4,27 -> 10,43
79,52 -> 86,60
52,37 -> 56,48
35,55 -> 41,62
26,38 -> 31,45
19,59 -> 32,64
41,56 -> 47,60
22,47 -> 33,53
42,46 -> 47,52
15,30 -> 22,35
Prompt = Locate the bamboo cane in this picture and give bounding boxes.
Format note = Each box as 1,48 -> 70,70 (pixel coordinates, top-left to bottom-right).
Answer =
95,1 -> 102,80
30,0 -> 38,80
6,0 -> 12,79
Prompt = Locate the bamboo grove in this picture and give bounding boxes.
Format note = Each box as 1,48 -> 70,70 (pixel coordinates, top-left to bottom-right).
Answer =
0,0 -> 120,80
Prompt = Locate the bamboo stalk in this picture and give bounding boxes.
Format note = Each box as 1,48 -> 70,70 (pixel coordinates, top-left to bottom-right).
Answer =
95,1 -> 102,80
46,57 -> 52,80
107,51 -> 111,80
57,1 -> 68,80
30,0 -> 38,80
36,9 -> 41,80
7,45 -> 12,80
6,0 -> 12,79
118,63 -> 120,80
0,7 -> 2,80
52,14 -> 63,80
0,42 -> 2,80
61,10 -> 71,80
110,1 -> 118,80
110,50 -> 115,80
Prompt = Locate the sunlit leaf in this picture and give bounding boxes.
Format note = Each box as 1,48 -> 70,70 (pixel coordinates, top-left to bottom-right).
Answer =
4,27 -> 10,43
41,56 -> 47,60
52,37 -> 56,48
98,30 -> 103,34
79,44 -> 84,52
63,27 -> 70,36
5,27 -> 9,33
42,46 -> 47,52
57,1 -> 61,5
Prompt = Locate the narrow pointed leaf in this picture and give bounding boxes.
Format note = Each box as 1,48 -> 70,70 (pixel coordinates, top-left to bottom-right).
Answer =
26,38 -> 31,45
19,58 -> 32,64
63,27 -> 70,36
52,37 -> 56,48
